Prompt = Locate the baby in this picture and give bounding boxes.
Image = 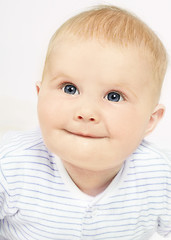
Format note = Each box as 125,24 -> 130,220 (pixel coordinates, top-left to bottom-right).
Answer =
0,5 -> 170,240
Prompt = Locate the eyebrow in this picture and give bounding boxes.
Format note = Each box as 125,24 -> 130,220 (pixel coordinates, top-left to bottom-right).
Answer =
49,71 -> 139,99
49,72 -> 74,82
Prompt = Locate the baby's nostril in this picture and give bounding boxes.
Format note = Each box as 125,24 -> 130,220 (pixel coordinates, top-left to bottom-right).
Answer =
77,115 -> 95,121
90,117 -> 95,121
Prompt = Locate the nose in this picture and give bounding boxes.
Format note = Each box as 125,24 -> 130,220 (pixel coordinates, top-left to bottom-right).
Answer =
77,115 -> 96,122
74,105 -> 100,123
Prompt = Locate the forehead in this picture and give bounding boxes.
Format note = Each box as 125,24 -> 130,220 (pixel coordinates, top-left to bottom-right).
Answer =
46,38 -> 154,87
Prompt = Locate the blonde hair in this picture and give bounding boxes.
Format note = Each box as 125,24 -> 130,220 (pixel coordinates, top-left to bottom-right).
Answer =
44,5 -> 168,96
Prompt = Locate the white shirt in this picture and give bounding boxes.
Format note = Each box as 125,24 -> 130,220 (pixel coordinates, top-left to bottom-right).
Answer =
0,130 -> 170,240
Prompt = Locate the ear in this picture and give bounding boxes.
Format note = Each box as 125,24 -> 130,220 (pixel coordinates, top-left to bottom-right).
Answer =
36,81 -> 41,95
144,104 -> 165,137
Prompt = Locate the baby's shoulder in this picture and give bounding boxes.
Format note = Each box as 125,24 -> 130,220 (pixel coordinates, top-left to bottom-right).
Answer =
133,140 -> 171,172
0,130 -> 57,196
125,140 -> 171,195
0,129 -> 47,162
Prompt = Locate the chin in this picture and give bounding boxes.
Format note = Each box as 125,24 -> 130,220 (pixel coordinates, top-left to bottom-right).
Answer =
59,150 -> 117,172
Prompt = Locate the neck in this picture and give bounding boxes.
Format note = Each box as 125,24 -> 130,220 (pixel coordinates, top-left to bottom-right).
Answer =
62,161 -> 121,196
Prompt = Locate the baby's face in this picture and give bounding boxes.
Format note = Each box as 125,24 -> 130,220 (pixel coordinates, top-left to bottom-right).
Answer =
37,39 -> 162,172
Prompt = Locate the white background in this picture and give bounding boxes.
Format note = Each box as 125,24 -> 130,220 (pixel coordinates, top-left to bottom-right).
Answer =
0,1 -> 170,239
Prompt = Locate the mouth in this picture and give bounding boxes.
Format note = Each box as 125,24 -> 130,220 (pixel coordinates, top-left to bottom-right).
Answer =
65,130 -> 105,139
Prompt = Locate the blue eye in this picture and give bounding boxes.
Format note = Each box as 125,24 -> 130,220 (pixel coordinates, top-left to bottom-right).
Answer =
62,84 -> 79,95
106,91 -> 123,102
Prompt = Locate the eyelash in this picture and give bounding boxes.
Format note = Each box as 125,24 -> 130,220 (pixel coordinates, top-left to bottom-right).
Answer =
60,82 -> 79,95
105,91 -> 125,102
59,82 -> 126,102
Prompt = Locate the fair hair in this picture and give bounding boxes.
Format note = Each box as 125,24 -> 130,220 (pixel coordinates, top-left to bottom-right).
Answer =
43,5 -> 168,97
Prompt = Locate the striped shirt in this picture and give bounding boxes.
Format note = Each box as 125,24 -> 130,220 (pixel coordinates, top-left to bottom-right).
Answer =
0,130 -> 170,240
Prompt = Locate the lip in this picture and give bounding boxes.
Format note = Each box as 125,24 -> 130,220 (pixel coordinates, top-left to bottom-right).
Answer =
65,130 -> 105,139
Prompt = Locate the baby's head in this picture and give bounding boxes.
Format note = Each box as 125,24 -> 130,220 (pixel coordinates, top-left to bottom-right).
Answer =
43,5 -> 167,102
37,5 -> 168,172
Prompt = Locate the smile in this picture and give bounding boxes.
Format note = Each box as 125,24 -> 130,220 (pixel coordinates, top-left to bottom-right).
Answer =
65,130 -> 105,139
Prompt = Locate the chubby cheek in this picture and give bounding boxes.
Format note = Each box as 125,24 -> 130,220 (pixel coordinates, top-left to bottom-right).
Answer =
37,95 -> 64,130
107,107 -> 149,144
